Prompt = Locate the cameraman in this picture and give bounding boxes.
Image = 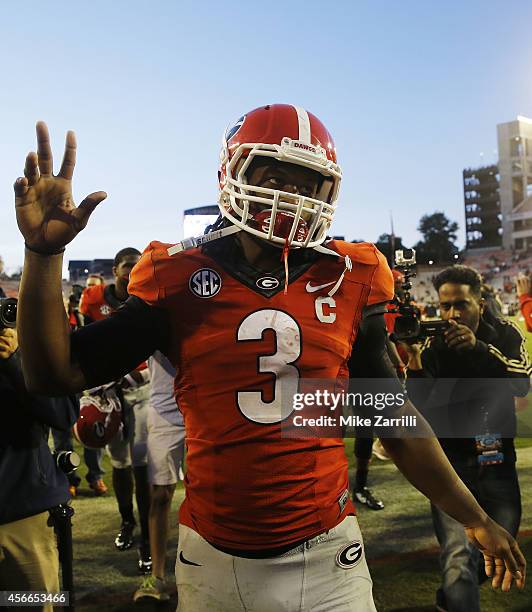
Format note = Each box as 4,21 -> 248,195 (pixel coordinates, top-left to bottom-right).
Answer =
403,265 -> 531,612
0,326 -> 78,603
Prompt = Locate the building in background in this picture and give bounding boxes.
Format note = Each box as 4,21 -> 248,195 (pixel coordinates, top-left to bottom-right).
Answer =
497,116 -> 532,251
68,259 -> 114,282
463,164 -> 501,250
183,205 -> 219,237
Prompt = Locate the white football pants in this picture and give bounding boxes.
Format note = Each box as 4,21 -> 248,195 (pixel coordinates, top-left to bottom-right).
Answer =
175,514 -> 377,612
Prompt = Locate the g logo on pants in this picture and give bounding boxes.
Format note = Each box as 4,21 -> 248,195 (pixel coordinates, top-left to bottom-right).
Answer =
335,541 -> 363,569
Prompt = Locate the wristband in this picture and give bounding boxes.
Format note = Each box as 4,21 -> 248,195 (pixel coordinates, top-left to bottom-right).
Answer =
25,242 -> 65,256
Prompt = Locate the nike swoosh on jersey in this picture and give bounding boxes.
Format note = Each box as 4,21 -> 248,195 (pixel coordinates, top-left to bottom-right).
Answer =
305,281 -> 336,293
179,551 -> 202,566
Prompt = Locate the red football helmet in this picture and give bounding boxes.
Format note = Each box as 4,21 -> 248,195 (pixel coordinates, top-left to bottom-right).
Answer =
73,386 -> 123,449
218,104 -> 341,248
391,269 -> 405,283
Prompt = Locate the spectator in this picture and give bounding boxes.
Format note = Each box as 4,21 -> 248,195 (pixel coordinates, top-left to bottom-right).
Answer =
86,273 -> 104,287
79,247 -> 151,573
481,282 -> 503,319
0,327 -> 78,608
403,265 -> 530,612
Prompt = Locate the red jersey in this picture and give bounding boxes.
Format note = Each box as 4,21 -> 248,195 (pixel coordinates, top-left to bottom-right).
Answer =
79,285 -> 114,321
520,294 -> 532,333
128,239 -> 393,550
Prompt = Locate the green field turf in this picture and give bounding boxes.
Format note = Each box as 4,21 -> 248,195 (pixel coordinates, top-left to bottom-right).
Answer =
69,443 -> 532,611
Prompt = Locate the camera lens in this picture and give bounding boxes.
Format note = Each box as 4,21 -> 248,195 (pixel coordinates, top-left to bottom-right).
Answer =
54,450 -> 81,474
0,298 -> 17,328
4,303 -> 16,323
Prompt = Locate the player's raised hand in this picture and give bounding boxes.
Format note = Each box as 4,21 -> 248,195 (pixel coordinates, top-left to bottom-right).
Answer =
465,517 -> 526,592
14,121 -> 107,253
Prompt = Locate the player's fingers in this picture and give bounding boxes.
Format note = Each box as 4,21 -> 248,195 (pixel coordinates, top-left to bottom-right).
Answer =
14,177 -> 29,201
58,130 -> 76,180
24,151 -> 40,186
72,191 -> 107,231
509,540 -> 526,589
484,553 -> 494,577
36,121 -> 53,175
501,567 -> 514,592
491,558 -> 506,589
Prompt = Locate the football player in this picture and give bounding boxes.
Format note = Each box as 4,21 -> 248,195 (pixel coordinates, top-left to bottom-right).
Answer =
134,350 -> 185,603
15,106 -> 525,611
79,247 -> 153,572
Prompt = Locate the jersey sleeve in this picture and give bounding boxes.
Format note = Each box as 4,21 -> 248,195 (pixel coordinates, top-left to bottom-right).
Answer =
128,241 -> 177,306
367,246 -> 394,306
71,297 -> 170,388
332,240 -> 394,307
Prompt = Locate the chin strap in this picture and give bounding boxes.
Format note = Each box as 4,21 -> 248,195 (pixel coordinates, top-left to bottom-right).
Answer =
326,254 -> 352,297
167,225 -> 241,256
282,237 -> 290,295
313,243 -> 353,297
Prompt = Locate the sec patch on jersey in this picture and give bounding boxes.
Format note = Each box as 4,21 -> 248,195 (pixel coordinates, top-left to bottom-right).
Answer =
188,268 -> 222,298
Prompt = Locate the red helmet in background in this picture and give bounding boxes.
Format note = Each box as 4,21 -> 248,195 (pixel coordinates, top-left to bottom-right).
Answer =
391,269 -> 405,283
73,386 -> 123,449
218,104 -> 342,249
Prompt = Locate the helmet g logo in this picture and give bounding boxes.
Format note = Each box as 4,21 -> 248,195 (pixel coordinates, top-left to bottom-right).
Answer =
94,421 -> 106,440
189,269 -> 222,298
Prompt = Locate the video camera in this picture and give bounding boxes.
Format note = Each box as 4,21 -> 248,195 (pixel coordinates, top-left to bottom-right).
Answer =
53,450 -> 80,475
0,297 -> 17,330
389,249 -> 449,342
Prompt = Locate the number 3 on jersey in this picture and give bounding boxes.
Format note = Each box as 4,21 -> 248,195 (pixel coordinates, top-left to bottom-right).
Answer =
237,309 -> 301,424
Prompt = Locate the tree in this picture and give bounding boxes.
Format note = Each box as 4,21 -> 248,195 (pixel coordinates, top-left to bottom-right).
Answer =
374,233 -> 406,266
414,212 -> 459,264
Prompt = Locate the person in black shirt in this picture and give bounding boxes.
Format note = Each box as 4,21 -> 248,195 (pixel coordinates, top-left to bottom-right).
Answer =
0,327 -> 78,602
403,264 -> 531,612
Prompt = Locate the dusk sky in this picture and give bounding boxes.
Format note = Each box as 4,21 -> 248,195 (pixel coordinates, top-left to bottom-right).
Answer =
1,1 -> 531,273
